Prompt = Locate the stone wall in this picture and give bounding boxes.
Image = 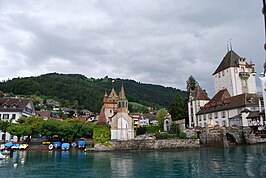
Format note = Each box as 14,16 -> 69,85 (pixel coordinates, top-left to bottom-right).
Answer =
92,139 -> 200,151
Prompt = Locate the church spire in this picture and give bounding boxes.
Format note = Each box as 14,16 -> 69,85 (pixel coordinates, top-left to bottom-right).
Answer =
118,82 -> 128,112
119,82 -> 127,100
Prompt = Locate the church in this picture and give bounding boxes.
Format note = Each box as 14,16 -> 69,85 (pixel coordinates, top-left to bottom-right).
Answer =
96,83 -> 135,140
189,49 -> 264,128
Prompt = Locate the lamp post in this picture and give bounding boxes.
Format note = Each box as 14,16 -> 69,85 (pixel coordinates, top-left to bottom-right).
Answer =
261,0 -> 266,125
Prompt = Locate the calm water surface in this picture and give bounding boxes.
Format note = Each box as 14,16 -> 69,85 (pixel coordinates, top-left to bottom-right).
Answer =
0,144 -> 266,178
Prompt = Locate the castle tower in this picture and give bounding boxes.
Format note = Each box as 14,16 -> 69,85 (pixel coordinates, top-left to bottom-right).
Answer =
117,84 -> 128,113
213,50 -> 257,96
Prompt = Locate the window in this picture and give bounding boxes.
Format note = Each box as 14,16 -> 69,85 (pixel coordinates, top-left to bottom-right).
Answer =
215,112 -> 218,118
3,114 -> 9,120
222,71 -> 224,76
11,114 -> 16,120
208,113 -> 212,119
204,115 -> 206,121
0,114 -> 1,119
199,115 -> 202,121
222,111 -> 226,118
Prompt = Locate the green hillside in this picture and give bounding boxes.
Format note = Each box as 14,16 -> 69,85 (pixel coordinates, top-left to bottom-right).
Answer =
0,73 -> 187,112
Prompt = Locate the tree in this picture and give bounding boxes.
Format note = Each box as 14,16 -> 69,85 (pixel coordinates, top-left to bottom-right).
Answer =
7,124 -> 31,142
40,119 -> 61,140
186,75 -> 198,93
168,92 -> 186,121
0,119 -> 11,141
156,108 -> 167,130
18,116 -> 44,138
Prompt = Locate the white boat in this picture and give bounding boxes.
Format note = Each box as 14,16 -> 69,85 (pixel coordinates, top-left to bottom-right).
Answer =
0,152 -> 6,160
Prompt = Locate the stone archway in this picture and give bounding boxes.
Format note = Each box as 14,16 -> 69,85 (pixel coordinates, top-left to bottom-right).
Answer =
226,133 -> 237,144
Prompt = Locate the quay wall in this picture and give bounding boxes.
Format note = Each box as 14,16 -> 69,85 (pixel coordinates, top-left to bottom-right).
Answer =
93,139 -> 200,151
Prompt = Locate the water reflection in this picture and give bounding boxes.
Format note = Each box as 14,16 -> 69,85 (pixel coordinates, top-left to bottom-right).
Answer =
0,145 -> 265,177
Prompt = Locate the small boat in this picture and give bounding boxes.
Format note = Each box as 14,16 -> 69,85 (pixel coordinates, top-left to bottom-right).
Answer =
11,143 -> 21,150
78,140 -> 86,148
61,143 -> 70,151
71,142 -> 77,148
53,142 -> 61,149
4,142 -> 13,148
48,144 -> 53,150
19,144 -> 29,150
0,152 -> 6,160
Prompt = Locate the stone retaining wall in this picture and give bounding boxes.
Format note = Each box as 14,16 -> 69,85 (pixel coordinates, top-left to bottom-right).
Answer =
92,139 -> 200,151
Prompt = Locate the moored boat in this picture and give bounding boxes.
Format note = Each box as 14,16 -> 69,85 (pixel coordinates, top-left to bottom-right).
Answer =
53,142 -> 61,149
78,140 -> 86,149
61,143 -> 70,151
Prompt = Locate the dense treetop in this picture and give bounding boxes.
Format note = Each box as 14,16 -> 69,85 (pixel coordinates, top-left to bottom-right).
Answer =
0,73 -> 186,112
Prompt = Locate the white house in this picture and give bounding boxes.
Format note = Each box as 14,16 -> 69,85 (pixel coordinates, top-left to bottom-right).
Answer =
0,97 -> 35,141
188,85 -> 210,128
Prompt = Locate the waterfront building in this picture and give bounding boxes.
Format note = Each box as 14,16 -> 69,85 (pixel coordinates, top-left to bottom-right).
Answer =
97,84 -> 134,140
0,97 -> 35,141
110,85 -> 134,140
195,49 -> 264,128
188,85 -> 210,128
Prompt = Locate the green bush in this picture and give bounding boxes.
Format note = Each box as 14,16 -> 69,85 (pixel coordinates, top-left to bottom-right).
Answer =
179,132 -> 187,139
146,125 -> 159,134
190,134 -> 198,139
93,125 -> 111,144
155,132 -> 176,139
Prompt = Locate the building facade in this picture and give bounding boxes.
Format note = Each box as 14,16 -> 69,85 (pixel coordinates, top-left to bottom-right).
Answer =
195,49 -> 264,128
0,98 -> 35,141
213,50 -> 256,96
188,85 -> 210,128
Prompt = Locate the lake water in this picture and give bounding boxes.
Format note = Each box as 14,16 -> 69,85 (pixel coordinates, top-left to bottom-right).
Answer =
0,144 -> 266,178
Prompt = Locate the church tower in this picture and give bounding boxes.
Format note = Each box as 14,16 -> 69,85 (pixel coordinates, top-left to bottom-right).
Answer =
213,50 -> 257,96
117,84 -> 128,113
110,83 -> 134,140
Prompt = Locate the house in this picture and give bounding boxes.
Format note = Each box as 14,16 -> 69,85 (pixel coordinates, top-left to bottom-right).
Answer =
195,49 -> 264,128
0,97 -> 35,141
196,89 -> 263,127
188,85 -> 210,128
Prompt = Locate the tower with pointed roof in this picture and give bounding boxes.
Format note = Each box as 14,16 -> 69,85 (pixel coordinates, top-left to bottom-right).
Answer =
213,50 -> 256,96
110,84 -> 134,140
188,84 -> 210,128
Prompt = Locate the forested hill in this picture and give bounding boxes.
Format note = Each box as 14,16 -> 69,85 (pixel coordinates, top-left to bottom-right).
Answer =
0,73 -> 187,112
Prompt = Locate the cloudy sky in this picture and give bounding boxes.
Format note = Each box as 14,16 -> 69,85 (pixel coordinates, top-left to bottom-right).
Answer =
0,0 -> 264,97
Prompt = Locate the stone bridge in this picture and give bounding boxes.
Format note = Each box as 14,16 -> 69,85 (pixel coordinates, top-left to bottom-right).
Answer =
200,126 -> 256,147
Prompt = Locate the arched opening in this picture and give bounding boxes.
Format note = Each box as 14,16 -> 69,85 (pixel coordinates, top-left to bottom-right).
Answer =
226,133 -> 237,144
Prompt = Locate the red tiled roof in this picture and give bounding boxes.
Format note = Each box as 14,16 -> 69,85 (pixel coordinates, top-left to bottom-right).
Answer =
197,91 -> 261,115
96,106 -> 107,125
195,86 -> 210,100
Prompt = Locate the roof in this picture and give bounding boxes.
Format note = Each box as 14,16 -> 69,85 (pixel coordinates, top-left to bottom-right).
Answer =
195,85 -> 210,100
0,98 -> 32,112
36,111 -> 51,118
213,50 -> 245,75
96,106 -> 108,125
119,85 -> 127,100
197,91 -> 262,115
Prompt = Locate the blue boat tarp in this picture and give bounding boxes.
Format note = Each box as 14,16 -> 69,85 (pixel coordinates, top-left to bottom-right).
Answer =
78,140 -> 86,147
4,142 -> 13,147
61,143 -> 70,149
53,142 -> 61,148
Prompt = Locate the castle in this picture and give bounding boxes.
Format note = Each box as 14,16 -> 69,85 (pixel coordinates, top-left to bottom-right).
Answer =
188,49 -> 264,128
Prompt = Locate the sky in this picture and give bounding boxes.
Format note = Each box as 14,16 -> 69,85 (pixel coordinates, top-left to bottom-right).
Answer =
0,0 -> 264,97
